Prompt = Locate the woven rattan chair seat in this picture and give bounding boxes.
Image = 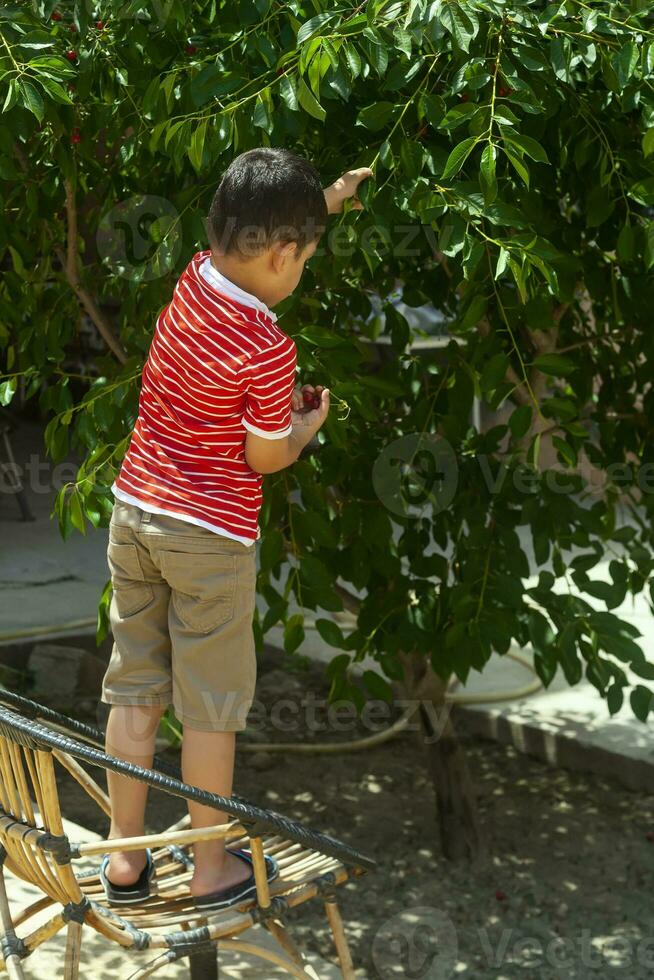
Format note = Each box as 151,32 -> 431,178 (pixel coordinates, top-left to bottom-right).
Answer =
0,690 -> 374,979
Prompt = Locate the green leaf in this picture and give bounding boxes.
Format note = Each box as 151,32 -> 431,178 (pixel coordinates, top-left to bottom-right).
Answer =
612,40 -> 639,90
379,139 -> 393,168
502,131 -> 548,163
607,683 -> 624,715
363,33 -> 388,76
504,147 -> 530,188
480,353 -> 509,393
442,136 -> 478,178
399,139 -> 425,178
279,74 -> 298,110
260,529 -> 284,572
284,613 -> 305,654
69,491 -> 86,536
315,618 -> 347,648
552,435 -> 577,467
479,142 -> 497,204
357,101 -> 393,131
419,92 -> 445,127
344,45 -> 362,79
628,177 -> 654,206
298,324 -> 348,348
2,78 -> 19,113
617,222 -> 635,263
20,80 -> 44,121
357,177 -> 374,208
393,26 -> 412,58
532,353 -> 577,376
457,294 -> 487,331
297,77 -> 326,121
495,247 -> 509,278
0,379 -> 17,407
439,4 -> 476,53
643,129 -> 654,158
508,404 -> 532,440
297,12 -> 334,45
630,685 -> 653,722
362,669 -> 393,701
37,75 -> 73,105
253,90 -> 273,133
188,119 -> 207,172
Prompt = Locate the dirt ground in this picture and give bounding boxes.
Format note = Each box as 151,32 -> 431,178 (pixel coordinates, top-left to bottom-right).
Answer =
54,647 -> 654,980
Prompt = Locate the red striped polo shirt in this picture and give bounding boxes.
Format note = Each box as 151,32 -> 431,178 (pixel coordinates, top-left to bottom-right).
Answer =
111,249 -> 297,545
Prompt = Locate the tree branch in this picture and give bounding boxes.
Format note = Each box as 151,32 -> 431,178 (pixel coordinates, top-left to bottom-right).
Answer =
13,145 -> 128,365
55,179 -> 128,365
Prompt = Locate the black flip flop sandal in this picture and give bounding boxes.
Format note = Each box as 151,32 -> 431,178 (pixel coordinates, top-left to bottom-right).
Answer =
192,848 -> 279,913
99,848 -> 156,905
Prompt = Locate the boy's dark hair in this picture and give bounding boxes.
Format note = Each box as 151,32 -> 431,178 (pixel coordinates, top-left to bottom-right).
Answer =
207,148 -> 328,257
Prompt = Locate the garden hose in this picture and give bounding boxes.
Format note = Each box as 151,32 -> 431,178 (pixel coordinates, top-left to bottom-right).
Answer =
0,617 -> 541,753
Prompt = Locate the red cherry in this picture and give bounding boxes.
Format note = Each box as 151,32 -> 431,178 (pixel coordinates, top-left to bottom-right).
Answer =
95,20 -> 105,29
302,390 -> 314,404
186,44 -> 198,54
495,889 -> 507,901
51,10 -> 62,21
69,23 -> 77,32
70,129 -> 81,145
460,93 -> 469,102
312,396 -> 321,409
498,87 -> 508,97
65,50 -> 77,61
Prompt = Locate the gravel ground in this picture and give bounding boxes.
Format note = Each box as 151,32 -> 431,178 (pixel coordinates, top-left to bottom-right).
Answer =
54,650 -> 654,980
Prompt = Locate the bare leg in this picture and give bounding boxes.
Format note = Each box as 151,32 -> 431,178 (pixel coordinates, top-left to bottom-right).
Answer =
104,703 -> 166,885
182,727 -> 252,897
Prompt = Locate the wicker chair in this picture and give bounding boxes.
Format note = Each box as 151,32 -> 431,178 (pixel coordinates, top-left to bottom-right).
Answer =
0,690 -> 376,979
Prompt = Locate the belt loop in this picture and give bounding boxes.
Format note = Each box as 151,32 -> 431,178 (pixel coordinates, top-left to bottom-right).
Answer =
140,508 -> 152,526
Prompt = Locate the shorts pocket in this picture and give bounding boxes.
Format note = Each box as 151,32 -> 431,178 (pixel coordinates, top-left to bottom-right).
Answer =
107,542 -> 154,618
160,551 -> 236,634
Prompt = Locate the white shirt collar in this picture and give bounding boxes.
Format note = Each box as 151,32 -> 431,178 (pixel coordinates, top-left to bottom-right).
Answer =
197,255 -> 277,322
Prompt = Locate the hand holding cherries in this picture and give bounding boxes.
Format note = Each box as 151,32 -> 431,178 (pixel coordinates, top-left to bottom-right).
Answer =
292,384 -> 325,414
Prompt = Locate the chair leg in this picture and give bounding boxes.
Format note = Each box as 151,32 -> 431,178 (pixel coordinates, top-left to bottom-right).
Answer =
63,920 -> 83,980
264,917 -> 309,970
0,865 -> 26,980
324,900 -> 356,980
188,946 -> 218,980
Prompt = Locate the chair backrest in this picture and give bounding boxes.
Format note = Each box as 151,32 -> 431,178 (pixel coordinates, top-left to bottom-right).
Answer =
0,694 -> 376,878
0,707 -> 85,906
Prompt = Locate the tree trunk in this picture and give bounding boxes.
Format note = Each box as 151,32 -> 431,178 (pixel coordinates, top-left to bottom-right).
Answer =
397,650 -> 486,862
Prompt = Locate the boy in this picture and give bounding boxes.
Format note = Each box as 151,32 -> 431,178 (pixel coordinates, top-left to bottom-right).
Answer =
100,148 -> 371,911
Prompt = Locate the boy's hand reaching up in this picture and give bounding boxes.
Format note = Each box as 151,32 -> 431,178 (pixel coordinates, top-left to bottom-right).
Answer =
323,168 -> 373,215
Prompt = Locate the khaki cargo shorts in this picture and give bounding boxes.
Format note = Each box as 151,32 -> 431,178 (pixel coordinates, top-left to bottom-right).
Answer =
101,500 -> 257,732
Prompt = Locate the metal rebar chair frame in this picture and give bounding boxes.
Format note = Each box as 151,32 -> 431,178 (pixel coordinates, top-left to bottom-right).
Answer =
0,690 -> 375,980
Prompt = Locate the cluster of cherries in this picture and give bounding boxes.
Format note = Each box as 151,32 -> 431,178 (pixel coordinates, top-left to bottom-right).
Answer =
302,388 -> 322,411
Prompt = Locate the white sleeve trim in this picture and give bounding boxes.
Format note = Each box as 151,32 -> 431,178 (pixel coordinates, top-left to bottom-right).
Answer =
243,418 -> 293,440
